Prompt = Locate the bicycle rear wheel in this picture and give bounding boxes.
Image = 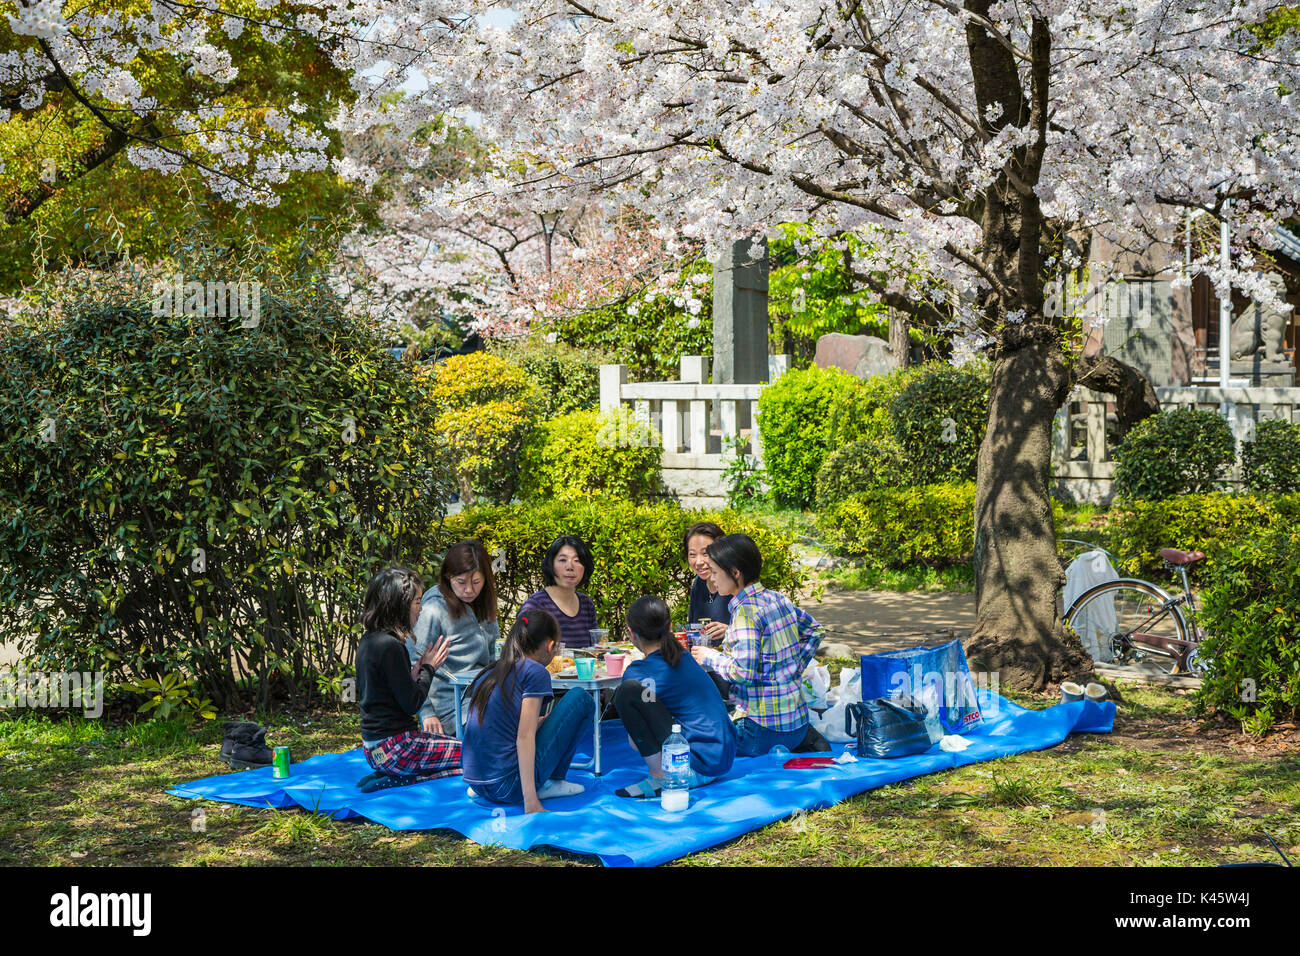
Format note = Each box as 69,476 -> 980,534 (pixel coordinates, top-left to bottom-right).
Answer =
1064,579 -> 1190,673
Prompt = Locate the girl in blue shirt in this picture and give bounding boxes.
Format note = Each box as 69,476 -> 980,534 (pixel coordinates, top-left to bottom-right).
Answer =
463,611 -> 593,813
613,595 -> 737,799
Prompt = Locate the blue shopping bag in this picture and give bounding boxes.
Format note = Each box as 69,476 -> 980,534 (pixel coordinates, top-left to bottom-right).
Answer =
859,639 -> 984,735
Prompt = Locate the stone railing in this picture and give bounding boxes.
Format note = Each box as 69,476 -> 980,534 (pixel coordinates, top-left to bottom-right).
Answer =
1052,385 -> 1300,503
599,354 -> 789,507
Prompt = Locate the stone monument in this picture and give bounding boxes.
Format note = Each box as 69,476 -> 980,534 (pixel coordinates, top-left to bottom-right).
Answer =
814,333 -> 898,379
712,237 -> 770,385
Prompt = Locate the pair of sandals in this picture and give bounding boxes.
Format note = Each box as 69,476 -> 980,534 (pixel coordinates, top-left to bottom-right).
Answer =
616,770 -> 715,799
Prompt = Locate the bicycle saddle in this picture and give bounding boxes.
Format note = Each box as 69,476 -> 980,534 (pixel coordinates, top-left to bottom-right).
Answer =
1159,548 -> 1205,566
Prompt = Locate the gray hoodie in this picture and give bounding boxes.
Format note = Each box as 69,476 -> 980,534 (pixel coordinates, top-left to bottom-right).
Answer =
406,587 -> 501,733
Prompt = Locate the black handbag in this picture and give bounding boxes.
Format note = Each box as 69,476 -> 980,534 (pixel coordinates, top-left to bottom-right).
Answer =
845,694 -> 933,758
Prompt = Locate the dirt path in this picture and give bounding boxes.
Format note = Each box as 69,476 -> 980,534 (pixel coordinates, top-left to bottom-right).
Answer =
806,588 -> 976,656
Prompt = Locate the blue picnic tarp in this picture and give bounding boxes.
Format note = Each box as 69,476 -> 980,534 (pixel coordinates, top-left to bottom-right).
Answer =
168,689 -> 1114,866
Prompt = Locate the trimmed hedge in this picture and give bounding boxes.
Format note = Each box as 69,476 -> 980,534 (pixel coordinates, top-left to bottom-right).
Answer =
518,408 -> 663,503
814,437 -> 907,511
1242,418 -> 1300,494
757,364 -> 859,508
432,499 -> 806,635
817,483 -> 978,568
888,362 -> 989,485
1112,408 -> 1235,501
1195,524 -> 1300,735
1109,493 -> 1300,585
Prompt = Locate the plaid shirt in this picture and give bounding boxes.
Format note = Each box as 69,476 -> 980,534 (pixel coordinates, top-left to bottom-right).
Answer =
700,583 -> 824,732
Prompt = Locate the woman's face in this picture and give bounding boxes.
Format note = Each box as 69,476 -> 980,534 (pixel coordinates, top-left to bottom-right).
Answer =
408,592 -> 423,629
706,557 -> 743,597
686,534 -> 716,582
552,545 -> 584,589
449,569 -> 485,605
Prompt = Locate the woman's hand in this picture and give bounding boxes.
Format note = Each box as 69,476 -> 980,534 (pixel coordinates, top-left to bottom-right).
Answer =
422,715 -> 444,735
420,634 -> 450,673
702,621 -> 728,641
691,645 -> 711,665
524,799 -> 548,814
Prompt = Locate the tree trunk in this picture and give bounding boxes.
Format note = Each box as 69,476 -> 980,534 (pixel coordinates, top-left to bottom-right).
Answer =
964,325 -> 1094,690
888,308 -> 910,369
1076,354 -> 1160,441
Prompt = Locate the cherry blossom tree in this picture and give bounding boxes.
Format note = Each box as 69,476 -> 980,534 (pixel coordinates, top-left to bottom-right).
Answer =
335,0 -> 1300,688
8,0 -> 1298,688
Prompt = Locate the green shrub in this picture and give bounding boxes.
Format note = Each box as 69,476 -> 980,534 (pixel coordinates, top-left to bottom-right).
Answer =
433,499 -> 806,635
757,364 -> 859,508
518,408 -> 663,503
0,281 -> 452,711
814,437 -> 907,510
827,364 -> 929,446
887,361 -> 990,485
1109,493 -> 1300,584
419,352 -> 537,505
1242,418 -> 1300,494
1112,408 -> 1235,501
1194,524 -> 1300,734
816,483 -> 979,568
488,335 -> 613,418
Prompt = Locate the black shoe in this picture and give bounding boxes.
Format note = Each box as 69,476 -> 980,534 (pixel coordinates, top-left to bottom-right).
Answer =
219,722 -> 273,768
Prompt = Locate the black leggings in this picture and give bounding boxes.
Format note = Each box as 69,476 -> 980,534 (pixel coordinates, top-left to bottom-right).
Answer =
614,681 -> 677,758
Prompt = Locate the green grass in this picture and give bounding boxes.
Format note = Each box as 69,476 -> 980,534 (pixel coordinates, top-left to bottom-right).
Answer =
822,562 -> 975,593
2,682 -> 1296,867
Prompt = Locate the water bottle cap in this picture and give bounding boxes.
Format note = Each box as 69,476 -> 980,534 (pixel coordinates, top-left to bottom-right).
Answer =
671,723 -> 681,733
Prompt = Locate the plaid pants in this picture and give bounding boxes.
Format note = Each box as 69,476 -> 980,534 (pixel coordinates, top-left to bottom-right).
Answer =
364,729 -> 462,781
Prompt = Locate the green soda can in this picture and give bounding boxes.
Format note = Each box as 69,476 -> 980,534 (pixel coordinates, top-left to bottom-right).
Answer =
272,746 -> 291,778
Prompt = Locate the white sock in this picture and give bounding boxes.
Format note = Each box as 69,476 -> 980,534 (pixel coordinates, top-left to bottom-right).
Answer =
537,779 -> 585,799
466,785 -> 478,798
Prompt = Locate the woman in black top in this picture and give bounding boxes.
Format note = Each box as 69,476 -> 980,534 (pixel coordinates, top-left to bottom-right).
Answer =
356,566 -> 462,781
684,521 -> 731,644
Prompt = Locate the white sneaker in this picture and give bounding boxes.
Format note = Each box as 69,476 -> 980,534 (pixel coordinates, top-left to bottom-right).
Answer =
537,779 -> 585,799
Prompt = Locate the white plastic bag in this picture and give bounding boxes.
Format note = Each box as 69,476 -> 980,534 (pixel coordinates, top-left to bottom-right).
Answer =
801,663 -> 831,709
1063,550 -> 1119,663
813,667 -> 859,743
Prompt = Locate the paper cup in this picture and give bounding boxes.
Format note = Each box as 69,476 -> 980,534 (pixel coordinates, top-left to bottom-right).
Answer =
605,654 -> 626,678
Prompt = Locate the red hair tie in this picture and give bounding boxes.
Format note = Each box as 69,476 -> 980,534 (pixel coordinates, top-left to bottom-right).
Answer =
522,616 -> 529,625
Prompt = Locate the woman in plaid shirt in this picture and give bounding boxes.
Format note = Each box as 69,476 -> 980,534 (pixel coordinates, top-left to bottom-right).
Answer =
691,534 -> 831,756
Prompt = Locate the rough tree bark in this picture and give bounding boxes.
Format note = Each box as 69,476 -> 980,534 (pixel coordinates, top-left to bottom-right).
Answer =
1077,354 -> 1161,440
958,8 -> 1094,689
964,325 -> 1094,687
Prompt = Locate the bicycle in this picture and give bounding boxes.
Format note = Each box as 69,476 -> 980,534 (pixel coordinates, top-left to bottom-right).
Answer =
1062,546 -> 1207,677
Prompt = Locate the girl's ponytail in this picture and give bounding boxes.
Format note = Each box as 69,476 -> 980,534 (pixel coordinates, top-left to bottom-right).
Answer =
627,595 -> 679,666
467,610 -> 560,723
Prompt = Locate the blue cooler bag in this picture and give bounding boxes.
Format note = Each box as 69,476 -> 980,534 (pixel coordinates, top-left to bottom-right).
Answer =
859,639 -> 984,735
845,695 -> 932,758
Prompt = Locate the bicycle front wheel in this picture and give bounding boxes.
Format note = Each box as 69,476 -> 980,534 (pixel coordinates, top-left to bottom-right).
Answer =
1064,579 -> 1190,672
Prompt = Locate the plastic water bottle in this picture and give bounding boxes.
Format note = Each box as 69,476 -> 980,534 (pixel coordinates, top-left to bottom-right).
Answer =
661,724 -> 691,812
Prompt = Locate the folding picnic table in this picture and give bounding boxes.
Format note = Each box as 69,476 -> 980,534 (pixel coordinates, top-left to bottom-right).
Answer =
442,669 -> 624,775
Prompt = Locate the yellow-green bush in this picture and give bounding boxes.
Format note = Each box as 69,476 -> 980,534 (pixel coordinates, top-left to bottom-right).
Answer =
419,352 -> 538,504
518,408 -> 663,503
1109,493 -> 1300,585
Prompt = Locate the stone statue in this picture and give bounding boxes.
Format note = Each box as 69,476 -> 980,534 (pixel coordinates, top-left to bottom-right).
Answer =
1230,273 -> 1292,363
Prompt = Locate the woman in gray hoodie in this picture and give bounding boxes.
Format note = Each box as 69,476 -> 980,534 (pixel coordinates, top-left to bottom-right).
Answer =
407,540 -> 501,735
